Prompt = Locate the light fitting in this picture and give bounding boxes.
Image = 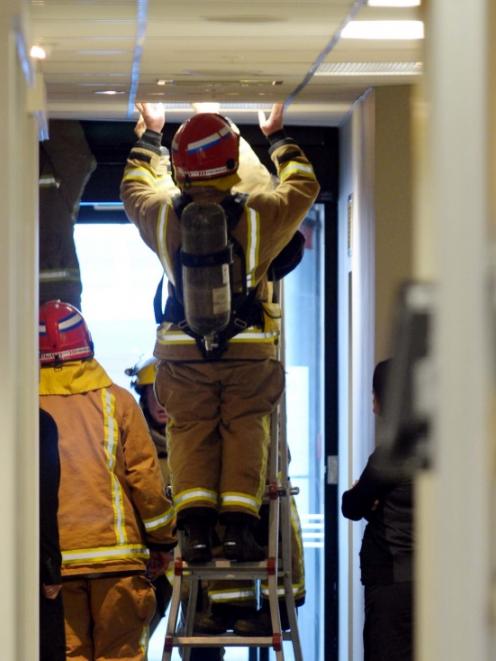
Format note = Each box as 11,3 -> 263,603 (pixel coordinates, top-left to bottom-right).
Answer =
368,0 -> 421,6
30,45 -> 46,60
315,61 -> 423,76
341,20 -> 424,39
219,103 -> 273,111
94,90 -> 126,95
192,102 -> 221,113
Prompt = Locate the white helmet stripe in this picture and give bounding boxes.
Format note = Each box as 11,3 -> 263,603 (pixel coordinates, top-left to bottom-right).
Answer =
58,312 -> 84,331
186,126 -> 230,153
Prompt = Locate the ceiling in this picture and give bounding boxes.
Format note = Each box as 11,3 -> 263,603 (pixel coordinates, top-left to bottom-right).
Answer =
29,0 -> 423,127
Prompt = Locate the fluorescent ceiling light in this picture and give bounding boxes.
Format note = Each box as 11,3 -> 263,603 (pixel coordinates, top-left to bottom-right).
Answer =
315,61 -> 423,76
193,103 -> 274,113
78,50 -> 126,56
368,0 -> 421,6
219,103 -> 273,111
94,90 -> 126,95
341,20 -> 424,39
132,103 -> 191,113
192,102 -> 221,114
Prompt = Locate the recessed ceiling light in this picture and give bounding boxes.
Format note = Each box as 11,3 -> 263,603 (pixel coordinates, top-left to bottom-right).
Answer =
94,90 -> 126,95
315,61 -> 423,76
156,79 -> 174,86
30,45 -> 46,60
368,0 -> 421,6
341,20 -> 424,39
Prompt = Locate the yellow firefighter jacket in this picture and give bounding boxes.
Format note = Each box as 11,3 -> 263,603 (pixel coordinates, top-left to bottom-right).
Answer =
39,358 -> 176,577
120,132 -> 320,361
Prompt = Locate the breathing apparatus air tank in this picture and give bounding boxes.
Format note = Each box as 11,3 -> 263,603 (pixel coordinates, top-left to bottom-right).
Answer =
180,202 -> 232,344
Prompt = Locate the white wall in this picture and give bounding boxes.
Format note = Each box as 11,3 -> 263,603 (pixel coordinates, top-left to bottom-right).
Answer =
338,89 -> 376,661
338,85 -> 416,661
416,1 -> 494,659
0,1 -> 41,657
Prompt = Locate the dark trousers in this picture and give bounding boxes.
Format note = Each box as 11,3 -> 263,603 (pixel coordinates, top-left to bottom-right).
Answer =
364,582 -> 413,661
40,592 -> 66,661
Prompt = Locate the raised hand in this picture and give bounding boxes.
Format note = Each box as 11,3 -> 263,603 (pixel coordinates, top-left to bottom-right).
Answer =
258,102 -> 285,137
135,102 -> 166,134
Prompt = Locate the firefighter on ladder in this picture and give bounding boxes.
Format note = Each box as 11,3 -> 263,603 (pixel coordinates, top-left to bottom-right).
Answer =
120,102 -> 319,569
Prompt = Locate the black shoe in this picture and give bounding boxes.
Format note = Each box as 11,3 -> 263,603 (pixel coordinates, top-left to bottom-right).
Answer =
233,607 -> 291,636
195,605 -> 256,635
223,524 -> 266,562
181,521 -> 212,563
194,610 -> 232,635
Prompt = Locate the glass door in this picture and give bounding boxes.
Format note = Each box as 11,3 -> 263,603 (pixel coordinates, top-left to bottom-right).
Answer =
283,203 -> 326,661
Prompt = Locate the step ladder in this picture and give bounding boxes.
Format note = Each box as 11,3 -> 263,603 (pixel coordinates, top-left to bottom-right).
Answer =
161,280 -> 302,661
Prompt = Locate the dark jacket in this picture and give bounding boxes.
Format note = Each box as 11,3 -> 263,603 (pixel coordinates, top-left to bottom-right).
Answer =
39,408 -> 62,586
341,449 -> 413,585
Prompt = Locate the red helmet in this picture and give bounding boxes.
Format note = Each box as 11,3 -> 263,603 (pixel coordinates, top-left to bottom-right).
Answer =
39,300 -> 94,365
171,113 -> 240,187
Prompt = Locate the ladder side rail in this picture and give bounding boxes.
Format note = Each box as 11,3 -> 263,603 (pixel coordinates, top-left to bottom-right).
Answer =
181,574 -> 200,661
264,276 -> 284,657
267,401 -> 283,658
277,277 -> 304,660
162,545 -> 186,661
280,486 -> 303,661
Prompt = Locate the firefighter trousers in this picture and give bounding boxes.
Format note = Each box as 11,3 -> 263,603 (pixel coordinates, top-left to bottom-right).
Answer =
156,358 -> 285,521
62,573 -> 156,660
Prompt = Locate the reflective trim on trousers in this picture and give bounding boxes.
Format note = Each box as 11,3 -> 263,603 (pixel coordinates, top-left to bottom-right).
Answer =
174,487 -> 218,511
220,491 -> 260,515
208,588 -> 257,603
261,580 -> 305,600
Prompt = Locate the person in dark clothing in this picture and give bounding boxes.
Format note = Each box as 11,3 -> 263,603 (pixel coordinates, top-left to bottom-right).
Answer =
341,359 -> 414,661
39,408 -> 66,661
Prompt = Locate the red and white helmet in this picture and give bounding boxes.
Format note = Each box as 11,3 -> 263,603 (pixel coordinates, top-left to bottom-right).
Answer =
39,300 -> 94,365
171,113 -> 240,188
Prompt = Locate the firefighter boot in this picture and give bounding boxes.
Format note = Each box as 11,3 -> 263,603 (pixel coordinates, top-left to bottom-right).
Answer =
233,600 -> 292,636
180,510 -> 214,563
195,604 -> 256,635
222,513 -> 266,562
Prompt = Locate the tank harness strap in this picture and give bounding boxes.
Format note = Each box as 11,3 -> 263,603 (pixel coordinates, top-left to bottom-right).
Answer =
180,244 -> 233,269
